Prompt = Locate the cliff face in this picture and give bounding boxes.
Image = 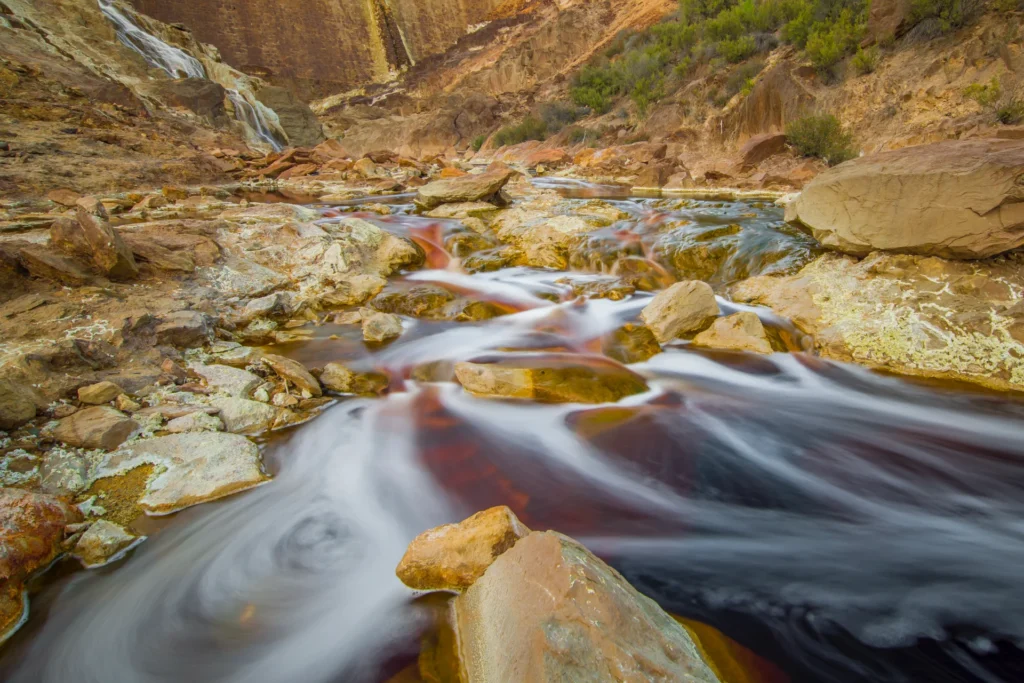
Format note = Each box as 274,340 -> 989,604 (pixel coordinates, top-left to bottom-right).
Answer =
129,0 -> 520,98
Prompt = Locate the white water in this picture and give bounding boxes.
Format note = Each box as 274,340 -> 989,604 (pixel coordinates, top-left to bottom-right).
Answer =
226,90 -> 285,152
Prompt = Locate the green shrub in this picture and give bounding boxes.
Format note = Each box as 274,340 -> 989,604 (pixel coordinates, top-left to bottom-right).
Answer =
566,126 -> 592,145
724,58 -> 766,98
805,8 -> 865,73
851,46 -> 879,74
471,134 -> 487,152
786,113 -> 857,165
539,102 -> 589,132
718,35 -> 759,62
996,98 -> 1024,124
910,0 -> 984,33
963,78 -> 1002,107
630,74 -> 666,116
493,116 -> 547,147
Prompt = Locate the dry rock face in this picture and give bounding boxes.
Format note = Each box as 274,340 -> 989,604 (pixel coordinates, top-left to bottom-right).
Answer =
455,531 -> 721,683
641,281 -> 721,343
396,506 -> 530,591
787,140 -> 1024,259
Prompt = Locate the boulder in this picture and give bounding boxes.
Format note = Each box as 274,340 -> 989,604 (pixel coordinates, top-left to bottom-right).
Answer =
73,520 -> 143,569
210,398 -> 277,435
255,86 -> 325,147
15,243 -> 93,286
77,381 -> 124,405
361,309 -> 403,343
396,506 -> 530,592
145,78 -> 228,124
261,354 -> 322,397
189,363 -> 261,398
640,281 -> 721,343
738,133 -> 788,169
455,355 -> 649,403
165,411 -> 224,433
75,197 -> 139,280
786,140 -> 1024,259
155,310 -> 212,347
95,432 -> 267,515
320,362 -> 389,396
692,311 -> 772,354
415,166 -> 515,210
46,189 -> 81,207
0,379 -> 39,429
52,406 -> 139,450
0,489 -> 81,641
454,530 -> 721,682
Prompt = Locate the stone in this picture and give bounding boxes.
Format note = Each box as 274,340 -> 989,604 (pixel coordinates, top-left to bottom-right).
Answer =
602,324 -> 662,364
155,310 -> 211,347
75,197 -> 138,280
867,0 -> 913,41
396,506 -> 530,592
46,188 -> 81,207
455,355 -> 649,403
189,363 -> 261,398
739,133 -> 788,169
424,201 -> 502,219
0,379 -> 38,429
165,411 -> 224,433
241,293 -> 280,320
52,407 -> 139,451
0,489 -> 81,641
210,398 -> 278,434
15,244 -> 93,286
640,281 -> 721,343
455,530 -> 721,683
415,166 -> 515,210
320,362 -> 389,395
95,432 -> 267,515
692,311 -> 772,354
261,354 -> 322,397
77,381 -> 124,405
352,157 -> 381,179
786,140 -> 1024,259
114,394 -> 141,413
40,448 -> 90,496
73,520 -> 143,569
254,85 -> 325,147
361,309 -> 403,343
634,161 -> 676,189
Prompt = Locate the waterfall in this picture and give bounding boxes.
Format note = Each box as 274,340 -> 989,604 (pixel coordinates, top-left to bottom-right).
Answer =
226,90 -> 285,152
97,0 -> 205,79
97,1 -> 286,152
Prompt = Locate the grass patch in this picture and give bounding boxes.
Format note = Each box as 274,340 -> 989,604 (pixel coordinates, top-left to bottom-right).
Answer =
493,116 -> 548,147
471,134 -> 487,152
786,113 -> 857,165
910,0 -> 985,33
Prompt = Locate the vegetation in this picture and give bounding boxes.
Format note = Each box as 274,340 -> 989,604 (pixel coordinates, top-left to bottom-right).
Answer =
539,102 -> 589,132
785,113 -> 857,165
910,0 -> 985,33
851,46 -> 879,74
963,77 -> 1002,107
471,134 -> 487,152
997,98 -> 1024,125
493,116 -> 547,147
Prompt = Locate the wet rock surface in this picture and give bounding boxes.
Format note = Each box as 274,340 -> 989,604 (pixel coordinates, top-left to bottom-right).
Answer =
641,281 -> 721,343
455,355 -> 649,404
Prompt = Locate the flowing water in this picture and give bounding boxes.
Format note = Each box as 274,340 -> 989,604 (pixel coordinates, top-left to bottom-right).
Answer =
4,187 -> 1024,682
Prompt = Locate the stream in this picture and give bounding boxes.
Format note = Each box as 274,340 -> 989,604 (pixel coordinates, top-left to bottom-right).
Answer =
3,184 -> 1024,682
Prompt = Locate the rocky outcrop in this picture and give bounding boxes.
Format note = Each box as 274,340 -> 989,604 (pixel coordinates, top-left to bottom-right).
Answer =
787,140 -> 1024,259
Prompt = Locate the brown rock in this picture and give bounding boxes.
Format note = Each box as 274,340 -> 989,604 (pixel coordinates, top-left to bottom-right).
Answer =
52,406 -> 139,450
739,133 -> 788,169
50,216 -> 90,257
455,355 -> 649,403
634,161 -> 676,189
46,189 -> 81,207
156,310 -> 212,347
396,506 -> 530,591
261,354 -> 322,397
320,362 -> 389,396
311,139 -> 348,163
278,163 -> 318,180
0,379 -> 39,429
692,311 -> 772,354
787,140 -> 1024,259
454,531 -> 721,683
361,309 -> 403,343
867,0 -> 913,42
16,244 -> 93,286
415,166 -> 515,210
77,381 -> 124,405
640,281 -> 721,343
352,157 -> 381,179
75,197 -> 138,280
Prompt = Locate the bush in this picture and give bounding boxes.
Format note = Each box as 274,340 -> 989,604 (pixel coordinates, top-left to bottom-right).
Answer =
718,35 -> 759,62
471,134 -> 486,152
566,126 -> 591,145
997,98 -> 1024,124
851,46 -> 879,74
910,0 -> 985,33
539,102 -> 589,132
724,58 -> 766,98
631,74 -> 666,116
805,8 -> 865,73
963,78 -> 1002,107
493,116 -> 547,147
786,113 -> 857,165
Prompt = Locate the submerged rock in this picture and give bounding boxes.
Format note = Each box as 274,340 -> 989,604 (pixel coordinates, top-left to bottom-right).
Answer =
640,281 -> 720,343
95,432 -> 267,515
361,309 -> 403,343
602,323 -> 663,364
396,506 -> 530,591
455,355 -> 649,403
692,311 -> 772,354
415,166 -> 515,210
786,140 -> 1024,259
73,520 -> 143,569
52,407 -> 139,451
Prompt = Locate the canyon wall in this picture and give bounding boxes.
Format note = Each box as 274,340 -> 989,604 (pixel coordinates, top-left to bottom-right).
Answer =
129,0 -> 520,98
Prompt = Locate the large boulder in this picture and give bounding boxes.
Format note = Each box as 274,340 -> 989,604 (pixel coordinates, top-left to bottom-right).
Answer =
75,197 -> 139,280
51,406 -> 139,450
640,281 -> 721,343
255,86 -> 325,148
692,311 -> 772,354
0,378 -> 40,429
454,530 -> 721,682
415,166 -> 515,210
786,140 -> 1024,259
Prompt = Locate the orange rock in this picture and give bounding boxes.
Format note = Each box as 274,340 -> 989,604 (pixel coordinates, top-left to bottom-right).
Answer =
439,166 -> 468,178
278,163 -> 318,180
396,506 -> 530,591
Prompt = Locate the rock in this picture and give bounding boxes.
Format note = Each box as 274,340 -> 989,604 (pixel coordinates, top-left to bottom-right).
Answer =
0,489 -> 81,641
189,363 -> 261,398
0,379 -> 38,429
867,0 -> 913,41
77,381 -> 124,405
640,281 -> 721,343
46,188 -> 81,207
146,78 -> 228,123
424,202 -> 502,219
39,448 -> 90,496
415,166 -> 515,210
73,520 -> 143,569
692,311 -> 772,354
361,309 -> 403,343
210,398 -> 278,434
241,292 -> 280,321
455,355 -> 649,403
602,324 -> 662,364
739,133 -> 788,169
786,140 -> 1024,259
95,432 -> 267,515
634,161 -> 676,189
320,362 -> 389,395
261,354 -> 322,397
454,530 -> 721,683
396,506 -> 530,592
155,310 -> 212,347
114,394 -> 141,413
255,85 -> 325,147
52,406 -> 139,451
75,197 -> 139,280
15,243 -> 93,286
352,157 -> 381,179
165,411 -> 224,433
